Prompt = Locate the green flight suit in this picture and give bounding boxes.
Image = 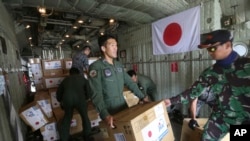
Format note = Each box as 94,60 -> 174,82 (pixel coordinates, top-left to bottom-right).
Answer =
56,74 -> 91,141
137,74 -> 158,101
88,58 -> 145,119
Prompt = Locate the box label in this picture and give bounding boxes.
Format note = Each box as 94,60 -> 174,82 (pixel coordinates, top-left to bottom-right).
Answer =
21,107 -> 47,130
44,61 -> 62,70
37,100 -> 53,118
114,133 -> 126,141
41,122 -> 60,141
141,114 -> 168,141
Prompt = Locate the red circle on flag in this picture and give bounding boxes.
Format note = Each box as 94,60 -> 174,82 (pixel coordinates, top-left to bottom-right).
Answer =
163,23 -> 182,46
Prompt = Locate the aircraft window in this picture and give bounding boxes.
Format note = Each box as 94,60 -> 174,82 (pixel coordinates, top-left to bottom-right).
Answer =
0,36 -> 7,54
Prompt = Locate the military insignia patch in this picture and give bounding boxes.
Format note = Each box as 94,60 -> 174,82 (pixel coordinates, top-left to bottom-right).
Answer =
104,69 -> 112,77
89,70 -> 97,77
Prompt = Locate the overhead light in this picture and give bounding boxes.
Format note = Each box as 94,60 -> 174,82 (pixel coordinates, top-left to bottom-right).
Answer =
78,20 -> 84,24
65,34 -> 70,38
99,28 -> 105,35
25,25 -> 30,29
38,6 -> 46,14
73,25 -> 78,29
86,40 -> 89,43
37,6 -> 53,17
62,39 -> 65,42
28,37 -> 32,40
109,18 -> 115,23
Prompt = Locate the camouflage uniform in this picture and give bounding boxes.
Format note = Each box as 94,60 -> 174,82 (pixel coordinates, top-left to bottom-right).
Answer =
72,51 -> 89,75
88,58 -> 145,119
195,87 -> 215,117
170,56 -> 250,140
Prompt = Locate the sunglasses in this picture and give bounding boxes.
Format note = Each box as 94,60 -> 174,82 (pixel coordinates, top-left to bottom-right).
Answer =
207,43 -> 222,52
206,46 -> 218,52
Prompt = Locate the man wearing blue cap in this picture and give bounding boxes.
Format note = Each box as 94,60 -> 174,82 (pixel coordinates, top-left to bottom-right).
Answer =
164,29 -> 250,141
72,46 -> 91,76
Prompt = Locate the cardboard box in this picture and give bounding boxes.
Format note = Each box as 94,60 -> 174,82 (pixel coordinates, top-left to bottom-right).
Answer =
123,90 -> 139,108
63,58 -> 72,70
62,58 -> 72,74
43,76 -> 66,89
36,99 -> 53,118
53,108 -> 83,135
29,58 -> 41,64
19,101 -> 48,131
42,60 -> 63,77
30,63 -> 43,84
35,83 -> 45,91
42,59 -> 63,70
87,102 -> 101,127
100,101 -> 174,141
48,88 -> 60,108
34,90 -> 50,101
53,102 -> 100,127
180,118 -> 229,141
40,119 -> 60,141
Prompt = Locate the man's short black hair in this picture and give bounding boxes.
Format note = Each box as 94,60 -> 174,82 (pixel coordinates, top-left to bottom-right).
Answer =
127,70 -> 137,77
82,46 -> 91,51
70,67 -> 80,75
98,34 -> 117,49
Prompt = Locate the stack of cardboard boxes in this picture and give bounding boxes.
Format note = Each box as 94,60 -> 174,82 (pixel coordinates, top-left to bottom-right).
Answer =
19,58 -> 100,141
20,58 -> 175,141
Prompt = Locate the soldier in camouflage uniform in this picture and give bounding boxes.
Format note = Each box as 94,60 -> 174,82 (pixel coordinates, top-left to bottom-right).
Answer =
88,35 -> 148,128
164,29 -> 250,141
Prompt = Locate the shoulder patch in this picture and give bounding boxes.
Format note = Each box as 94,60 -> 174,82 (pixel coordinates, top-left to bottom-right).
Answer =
89,70 -> 97,77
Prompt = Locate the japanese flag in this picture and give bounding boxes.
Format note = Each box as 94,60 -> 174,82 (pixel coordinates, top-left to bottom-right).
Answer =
152,6 -> 200,55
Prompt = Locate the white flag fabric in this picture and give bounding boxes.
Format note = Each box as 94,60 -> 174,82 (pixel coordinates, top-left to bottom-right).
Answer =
152,6 -> 200,55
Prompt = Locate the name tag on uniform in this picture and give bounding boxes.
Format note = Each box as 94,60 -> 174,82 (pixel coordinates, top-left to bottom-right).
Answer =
117,67 -> 123,72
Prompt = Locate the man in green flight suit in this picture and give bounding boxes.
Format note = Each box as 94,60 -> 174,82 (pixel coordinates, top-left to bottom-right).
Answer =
88,34 -> 149,128
127,69 -> 158,101
56,67 -> 93,141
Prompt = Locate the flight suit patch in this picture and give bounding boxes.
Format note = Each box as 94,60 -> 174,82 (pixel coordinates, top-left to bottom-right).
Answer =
89,70 -> 97,77
104,69 -> 112,77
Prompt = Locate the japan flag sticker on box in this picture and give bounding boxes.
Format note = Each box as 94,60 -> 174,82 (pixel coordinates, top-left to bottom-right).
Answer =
50,92 -> 60,108
41,122 -> 60,141
141,114 -> 168,141
70,119 -> 77,127
65,61 -> 72,69
21,107 -> 47,131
